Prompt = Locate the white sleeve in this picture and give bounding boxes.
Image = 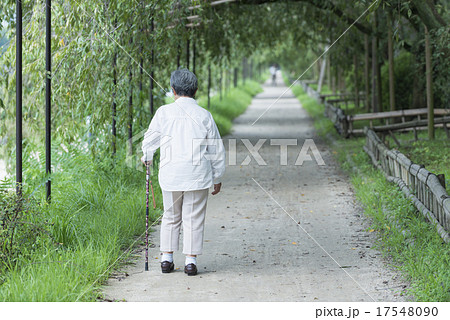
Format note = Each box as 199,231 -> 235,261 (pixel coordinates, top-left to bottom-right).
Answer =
207,113 -> 226,184
141,111 -> 161,162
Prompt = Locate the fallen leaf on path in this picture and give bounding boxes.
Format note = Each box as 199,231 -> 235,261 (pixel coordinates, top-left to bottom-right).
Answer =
369,229 -> 375,232
292,242 -> 297,245
351,248 -> 356,250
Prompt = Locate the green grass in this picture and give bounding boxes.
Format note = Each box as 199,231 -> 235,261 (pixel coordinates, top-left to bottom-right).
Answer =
198,80 -> 263,136
385,130 -> 450,193
0,153 -> 163,301
309,83 -> 333,95
291,85 -> 337,139
163,80 -> 263,136
0,78 -> 262,302
291,84 -> 450,301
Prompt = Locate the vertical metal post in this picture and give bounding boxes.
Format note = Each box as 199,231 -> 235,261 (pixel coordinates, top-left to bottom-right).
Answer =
112,19 -> 117,156
128,35 -> 133,156
139,46 -> 143,118
112,51 -> 117,155
425,25 -> 434,140
16,0 -> 22,196
150,18 -> 154,115
45,0 -> 52,202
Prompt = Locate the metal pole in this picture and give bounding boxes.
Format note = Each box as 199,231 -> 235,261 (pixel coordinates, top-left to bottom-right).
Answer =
150,18 -> 154,115
128,35 -> 133,156
16,0 -> 22,196
45,0 -> 52,202
112,18 -> 117,156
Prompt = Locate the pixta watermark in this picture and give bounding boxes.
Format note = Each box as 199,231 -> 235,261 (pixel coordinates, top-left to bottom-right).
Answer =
127,129 -> 325,171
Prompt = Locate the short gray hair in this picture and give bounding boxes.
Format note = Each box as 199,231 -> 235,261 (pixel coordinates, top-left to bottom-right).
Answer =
170,68 -> 198,97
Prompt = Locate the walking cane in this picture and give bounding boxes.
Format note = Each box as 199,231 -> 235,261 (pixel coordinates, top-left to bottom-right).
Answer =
145,162 -> 156,271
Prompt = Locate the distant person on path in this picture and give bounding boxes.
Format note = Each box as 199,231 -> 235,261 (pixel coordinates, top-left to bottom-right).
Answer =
269,64 -> 277,86
141,69 -> 226,276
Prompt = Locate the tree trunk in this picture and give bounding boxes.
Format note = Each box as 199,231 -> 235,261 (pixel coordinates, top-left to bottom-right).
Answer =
371,11 -> 380,112
425,25 -> 434,140
242,57 -> 247,84
192,40 -> 196,74
219,68 -> 223,101
353,54 -> 360,109
177,45 -> 181,69
208,64 -> 211,109
326,55 -> 331,90
186,39 -> 190,70
234,67 -> 238,87
388,12 -> 396,112
317,46 -> 328,93
364,34 -> 371,112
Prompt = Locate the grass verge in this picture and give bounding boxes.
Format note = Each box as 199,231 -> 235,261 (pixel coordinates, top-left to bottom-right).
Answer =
198,80 -> 263,136
0,79 -> 262,301
291,83 -> 450,301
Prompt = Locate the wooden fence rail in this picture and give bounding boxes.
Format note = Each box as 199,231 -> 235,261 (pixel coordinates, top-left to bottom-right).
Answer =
300,80 -> 450,138
298,80 -> 450,242
363,127 -> 450,243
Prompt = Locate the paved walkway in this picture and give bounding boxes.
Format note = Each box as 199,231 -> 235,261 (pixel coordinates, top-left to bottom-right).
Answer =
103,74 -> 407,302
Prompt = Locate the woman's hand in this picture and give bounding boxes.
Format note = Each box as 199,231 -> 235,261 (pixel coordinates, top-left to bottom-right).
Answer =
212,183 -> 222,195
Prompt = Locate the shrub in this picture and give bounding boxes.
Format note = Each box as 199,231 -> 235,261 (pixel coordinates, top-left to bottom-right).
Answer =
0,192 -> 49,270
381,51 -> 415,109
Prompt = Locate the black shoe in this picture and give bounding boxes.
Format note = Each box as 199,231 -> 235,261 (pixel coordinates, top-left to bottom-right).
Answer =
161,261 -> 174,273
184,263 -> 198,276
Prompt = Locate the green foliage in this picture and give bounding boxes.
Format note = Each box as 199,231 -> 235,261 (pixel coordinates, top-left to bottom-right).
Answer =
0,148 -> 163,301
0,192 -> 49,271
381,51 -> 415,109
385,129 -> 450,193
293,78 -> 450,301
290,83 -> 337,139
335,138 -> 450,301
198,80 -> 263,136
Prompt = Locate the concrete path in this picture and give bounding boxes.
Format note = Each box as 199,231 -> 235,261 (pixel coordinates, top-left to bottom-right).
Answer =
103,74 -> 407,302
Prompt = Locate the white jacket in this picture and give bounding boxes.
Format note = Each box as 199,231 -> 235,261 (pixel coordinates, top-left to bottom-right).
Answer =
141,97 -> 225,191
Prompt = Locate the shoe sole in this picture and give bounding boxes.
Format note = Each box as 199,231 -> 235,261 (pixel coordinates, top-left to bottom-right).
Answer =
161,265 -> 174,274
162,269 -> 173,274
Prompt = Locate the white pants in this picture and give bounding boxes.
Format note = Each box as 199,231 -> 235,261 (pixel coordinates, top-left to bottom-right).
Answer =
160,189 -> 209,255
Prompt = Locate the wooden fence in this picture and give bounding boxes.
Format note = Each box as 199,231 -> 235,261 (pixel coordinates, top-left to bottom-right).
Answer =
364,127 -> 450,243
298,80 -> 450,242
300,80 -> 450,138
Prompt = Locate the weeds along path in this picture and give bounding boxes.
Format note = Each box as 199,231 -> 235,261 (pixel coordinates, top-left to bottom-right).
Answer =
103,74 -> 408,302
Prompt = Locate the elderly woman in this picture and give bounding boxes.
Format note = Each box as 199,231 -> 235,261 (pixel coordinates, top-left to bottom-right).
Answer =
141,69 -> 225,276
